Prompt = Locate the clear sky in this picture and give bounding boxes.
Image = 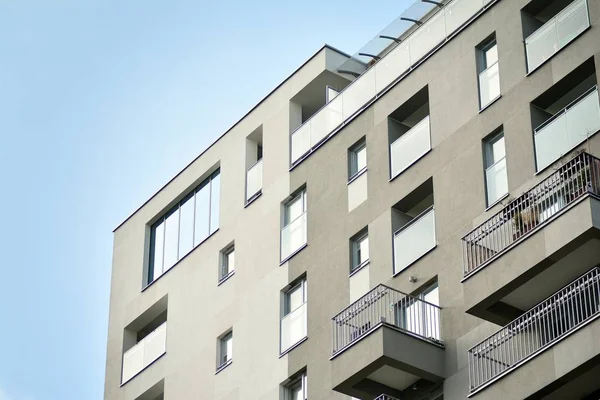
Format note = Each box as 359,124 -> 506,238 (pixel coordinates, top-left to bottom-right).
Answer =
0,0 -> 409,398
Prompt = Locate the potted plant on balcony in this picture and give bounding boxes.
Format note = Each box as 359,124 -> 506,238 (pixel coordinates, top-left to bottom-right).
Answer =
512,200 -> 539,240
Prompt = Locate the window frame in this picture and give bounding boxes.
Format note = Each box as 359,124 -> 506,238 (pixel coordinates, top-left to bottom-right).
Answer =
147,169 -> 221,287
283,371 -> 307,400
219,243 -> 235,284
350,229 -> 370,274
348,139 -> 367,181
483,130 -> 508,207
217,330 -> 233,371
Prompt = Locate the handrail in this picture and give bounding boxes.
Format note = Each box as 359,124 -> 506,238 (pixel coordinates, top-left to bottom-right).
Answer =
462,152 -> 600,277
331,284 -> 442,355
468,267 -> 600,393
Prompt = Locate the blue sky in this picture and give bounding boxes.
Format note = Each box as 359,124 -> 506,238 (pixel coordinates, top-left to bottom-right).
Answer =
0,0 -> 408,398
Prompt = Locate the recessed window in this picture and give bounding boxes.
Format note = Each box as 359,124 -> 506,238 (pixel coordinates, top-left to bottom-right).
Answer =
281,189 -> 308,261
477,35 -> 500,109
281,278 -> 308,354
283,371 -> 307,400
483,130 -> 508,206
394,281 -> 440,341
148,169 -> 220,285
350,230 -> 369,273
219,244 -> 235,283
217,330 -> 233,370
348,139 -> 367,180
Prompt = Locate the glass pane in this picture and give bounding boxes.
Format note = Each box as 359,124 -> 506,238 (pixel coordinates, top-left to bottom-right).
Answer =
423,284 -> 439,306
178,194 -> 194,258
287,284 -> 304,313
375,41 -> 411,93
445,0 -> 483,36
556,0 -> 589,49
360,235 -> 370,262
565,90 -> 600,149
390,116 -> 431,178
408,9 -> 446,64
486,157 -> 508,205
490,135 -> 505,162
535,113 -> 568,171
226,250 -> 235,274
526,19 -> 558,72
342,66 -> 377,120
210,172 -> 221,234
479,62 -> 500,108
150,220 -> 165,282
286,194 -> 304,224
356,146 -> 367,172
163,207 -> 180,270
281,212 -> 307,260
194,181 -> 210,245
280,302 -> 307,353
394,208 -> 436,274
291,124 -> 311,164
246,159 -> 263,201
485,44 -> 498,68
310,95 -> 343,145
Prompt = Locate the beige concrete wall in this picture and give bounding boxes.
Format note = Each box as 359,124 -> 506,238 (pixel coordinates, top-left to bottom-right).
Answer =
105,0 -> 600,399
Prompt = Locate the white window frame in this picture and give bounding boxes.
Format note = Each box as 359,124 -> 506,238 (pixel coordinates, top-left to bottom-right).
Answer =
219,244 -> 235,283
283,371 -> 307,400
350,230 -> 369,273
217,330 -> 233,370
348,140 -> 367,181
483,130 -> 508,207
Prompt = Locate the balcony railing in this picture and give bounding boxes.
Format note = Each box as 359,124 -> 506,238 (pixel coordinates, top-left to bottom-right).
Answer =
478,61 -> 500,109
122,321 -> 167,384
281,212 -> 307,261
246,159 -> 263,202
394,206 -> 436,275
525,0 -> 590,73
390,116 -> 431,178
280,302 -> 307,353
462,153 -> 600,277
290,0 -> 496,165
535,86 -> 600,171
375,396 -> 401,400
331,284 -> 442,355
468,267 -> 600,393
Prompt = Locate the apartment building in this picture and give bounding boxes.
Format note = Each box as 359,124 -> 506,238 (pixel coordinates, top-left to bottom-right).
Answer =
104,0 -> 600,398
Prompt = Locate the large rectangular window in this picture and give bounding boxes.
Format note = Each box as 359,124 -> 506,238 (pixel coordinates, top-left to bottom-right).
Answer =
281,189 -> 308,261
148,169 -> 220,285
280,278 -> 308,354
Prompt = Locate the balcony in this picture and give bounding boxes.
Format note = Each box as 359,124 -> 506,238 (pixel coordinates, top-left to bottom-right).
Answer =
390,116 -> 431,179
331,285 -> 444,399
281,212 -> 307,261
394,207 -> 436,275
535,86 -> 600,171
462,153 -> 600,324
525,0 -> 590,73
280,302 -> 307,354
122,321 -> 167,384
245,159 -> 263,203
468,268 -> 600,397
290,0 -> 496,166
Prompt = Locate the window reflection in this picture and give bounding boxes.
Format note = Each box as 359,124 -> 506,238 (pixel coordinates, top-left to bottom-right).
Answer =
148,169 -> 221,284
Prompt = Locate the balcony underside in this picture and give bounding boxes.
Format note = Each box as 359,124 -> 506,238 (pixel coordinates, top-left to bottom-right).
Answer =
331,324 -> 444,399
471,317 -> 600,399
463,196 -> 600,325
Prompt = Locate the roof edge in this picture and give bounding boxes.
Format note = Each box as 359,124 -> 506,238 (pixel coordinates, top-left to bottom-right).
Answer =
113,43 -> 350,232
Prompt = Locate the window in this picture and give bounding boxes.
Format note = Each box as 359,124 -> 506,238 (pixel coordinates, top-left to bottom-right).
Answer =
283,372 -> 307,400
281,189 -> 307,261
148,169 -> 220,285
395,281 -> 440,341
477,36 -> 500,109
348,139 -> 367,179
350,230 -> 369,272
219,244 -> 235,282
281,278 -> 308,354
217,330 -> 233,370
483,131 -> 508,206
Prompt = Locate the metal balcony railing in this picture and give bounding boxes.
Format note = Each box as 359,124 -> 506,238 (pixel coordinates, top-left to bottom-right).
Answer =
468,267 -> 600,393
290,0 -> 497,166
462,152 -> 600,277
331,284 -> 442,356
525,0 -> 590,73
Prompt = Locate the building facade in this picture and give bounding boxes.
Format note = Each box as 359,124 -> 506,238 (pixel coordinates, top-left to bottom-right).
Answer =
104,0 -> 600,398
